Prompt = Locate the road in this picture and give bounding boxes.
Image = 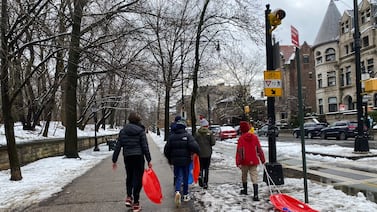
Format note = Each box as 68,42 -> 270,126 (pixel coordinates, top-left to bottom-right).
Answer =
270,132 -> 377,149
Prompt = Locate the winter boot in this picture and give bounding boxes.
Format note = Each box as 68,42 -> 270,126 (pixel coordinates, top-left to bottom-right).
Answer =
253,184 -> 259,201
240,182 -> 248,195
198,176 -> 203,187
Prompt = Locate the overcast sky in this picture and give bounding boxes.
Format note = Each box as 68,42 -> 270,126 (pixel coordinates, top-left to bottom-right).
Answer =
264,0 -> 353,45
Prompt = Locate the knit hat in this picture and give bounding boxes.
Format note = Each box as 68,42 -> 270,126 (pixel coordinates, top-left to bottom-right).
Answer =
174,115 -> 182,122
176,118 -> 187,127
200,119 -> 209,127
239,121 -> 250,133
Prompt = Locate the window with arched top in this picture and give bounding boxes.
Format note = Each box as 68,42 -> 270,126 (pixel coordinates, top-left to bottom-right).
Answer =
346,96 -> 353,110
325,48 -> 336,62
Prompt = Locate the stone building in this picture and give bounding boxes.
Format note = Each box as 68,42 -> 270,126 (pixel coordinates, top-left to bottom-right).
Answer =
313,0 -> 377,122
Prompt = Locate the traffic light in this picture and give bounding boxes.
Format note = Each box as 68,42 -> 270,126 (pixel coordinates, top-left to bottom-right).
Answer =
268,9 -> 286,32
244,105 -> 250,114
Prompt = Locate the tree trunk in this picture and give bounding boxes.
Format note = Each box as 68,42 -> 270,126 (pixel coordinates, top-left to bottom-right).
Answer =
191,0 -> 210,135
64,0 -> 86,158
0,0 -> 22,181
164,87 -> 170,141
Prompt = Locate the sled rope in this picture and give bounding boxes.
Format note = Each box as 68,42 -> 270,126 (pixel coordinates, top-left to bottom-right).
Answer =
259,157 -> 281,195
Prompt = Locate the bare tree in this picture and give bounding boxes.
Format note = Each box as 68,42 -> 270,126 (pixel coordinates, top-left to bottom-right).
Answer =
141,0 -> 197,140
190,0 -> 263,133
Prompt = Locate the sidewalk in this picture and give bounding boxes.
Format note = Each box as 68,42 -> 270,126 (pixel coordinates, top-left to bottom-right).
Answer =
24,134 -> 195,212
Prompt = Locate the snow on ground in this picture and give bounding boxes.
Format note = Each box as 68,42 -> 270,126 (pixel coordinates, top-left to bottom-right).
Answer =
0,122 -> 377,211
150,133 -> 377,212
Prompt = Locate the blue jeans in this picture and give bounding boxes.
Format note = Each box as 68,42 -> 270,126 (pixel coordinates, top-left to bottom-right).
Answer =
174,165 -> 190,195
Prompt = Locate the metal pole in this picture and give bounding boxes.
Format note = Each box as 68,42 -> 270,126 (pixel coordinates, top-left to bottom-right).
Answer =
263,4 -> 284,185
93,108 -> 99,151
353,0 -> 369,152
295,47 -> 308,203
207,92 -> 211,126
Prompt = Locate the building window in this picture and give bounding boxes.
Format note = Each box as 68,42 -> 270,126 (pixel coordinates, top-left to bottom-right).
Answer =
315,51 -> 322,65
316,57 -> 322,64
367,58 -> 374,75
328,97 -> 337,112
327,71 -> 336,86
363,36 -> 369,47
341,21 -> 349,33
340,69 -> 344,86
347,96 -> 354,110
345,66 -> 352,85
317,74 -> 322,88
303,55 -> 309,63
345,45 -> 349,54
308,71 -> 313,79
319,99 -> 323,114
350,42 -> 355,52
362,8 -> 371,24
325,48 -> 336,61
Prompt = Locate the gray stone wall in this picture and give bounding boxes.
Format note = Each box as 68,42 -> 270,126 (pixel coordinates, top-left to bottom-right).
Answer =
0,134 -> 117,170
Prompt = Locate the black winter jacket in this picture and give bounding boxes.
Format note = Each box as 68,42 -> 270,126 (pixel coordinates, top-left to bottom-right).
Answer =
164,128 -> 200,166
112,123 -> 151,163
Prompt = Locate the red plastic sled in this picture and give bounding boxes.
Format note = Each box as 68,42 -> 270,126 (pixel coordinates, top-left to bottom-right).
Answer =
142,168 -> 163,204
270,193 -> 319,212
193,154 -> 200,183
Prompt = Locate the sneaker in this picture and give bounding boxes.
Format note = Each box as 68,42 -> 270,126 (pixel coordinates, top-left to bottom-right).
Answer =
132,202 -> 141,212
174,191 -> 181,207
183,194 -> 191,202
203,183 -> 208,189
125,196 -> 133,207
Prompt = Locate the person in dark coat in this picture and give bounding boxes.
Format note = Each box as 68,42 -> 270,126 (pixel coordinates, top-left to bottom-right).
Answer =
112,111 -> 152,212
164,118 -> 200,207
194,118 -> 215,189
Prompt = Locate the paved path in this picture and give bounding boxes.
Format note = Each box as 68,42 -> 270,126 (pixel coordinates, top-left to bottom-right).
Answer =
24,135 -> 194,212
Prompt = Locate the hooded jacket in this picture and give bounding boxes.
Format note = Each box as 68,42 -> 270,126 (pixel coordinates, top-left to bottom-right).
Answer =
112,123 -> 151,163
194,127 -> 216,158
164,128 -> 200,166
236,132 -> 265,166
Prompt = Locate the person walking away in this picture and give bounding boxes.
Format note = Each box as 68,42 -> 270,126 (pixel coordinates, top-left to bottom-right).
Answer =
112,111 -> 152,212
235,121 -> 265,201
164,118 -> 200,207
194,118 -> 215,189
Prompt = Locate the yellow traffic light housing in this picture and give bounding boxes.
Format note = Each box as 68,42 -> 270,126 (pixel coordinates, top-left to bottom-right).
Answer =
269,9 -> 286,32
244,105 -> 250,114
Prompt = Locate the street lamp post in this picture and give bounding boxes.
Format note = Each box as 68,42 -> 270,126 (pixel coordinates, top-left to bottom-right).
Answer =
353,0 -> 369,152
92,105 -> 100,151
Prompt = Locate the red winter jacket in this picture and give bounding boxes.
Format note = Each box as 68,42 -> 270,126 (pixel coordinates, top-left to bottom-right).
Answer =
236,132 -> 265,166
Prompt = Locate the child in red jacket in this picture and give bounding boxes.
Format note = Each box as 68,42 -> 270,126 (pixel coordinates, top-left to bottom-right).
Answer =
236,121 -> 265,201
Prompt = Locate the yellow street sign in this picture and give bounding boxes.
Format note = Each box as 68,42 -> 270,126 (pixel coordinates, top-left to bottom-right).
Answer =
264,88 -> 282,97
264,70 -> 281,79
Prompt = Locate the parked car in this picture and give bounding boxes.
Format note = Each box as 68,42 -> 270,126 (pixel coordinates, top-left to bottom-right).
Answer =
257,125 -> 279,137
320,121 -> 358,140
218,126 -> 237,140
209,125 -> 220,133
233,125 -> 241,135
292,122 -> 328,139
